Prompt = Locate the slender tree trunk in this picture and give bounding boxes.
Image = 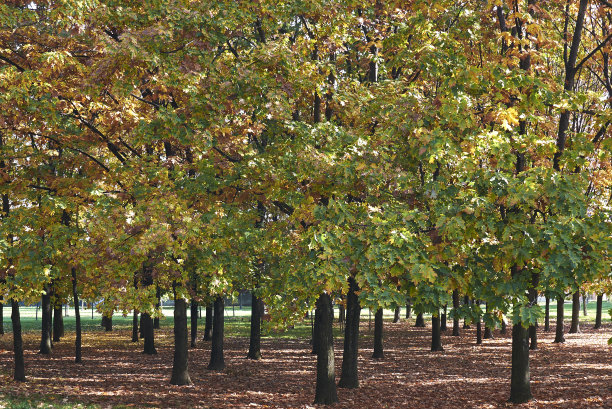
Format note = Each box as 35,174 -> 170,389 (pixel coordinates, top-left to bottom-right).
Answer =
414,312 -> 425,327
452,289 -> 460,336
529,322 -> 537,350
501,318 -> 507,334
0,301 -> 3,335
153,286 -> 161,329
338,276 -> 360,389
463,296 -> 471,329
528,285 -> 538,350
11,300 -> 25,381
554,296 -> 565,343
484,303 -> 492,339
142,313 -> 157,354
171,294 -> 192,385
405,298 -> 411,318
72,268 -> 82,363
53,305 -> 63,342
509,322 -> 532,403
372,308 -> 384,359
594,294 -> 603,329
338,304 -> 345,324
476,317 -> 482,345
203,303 -> 213,341
582,293 -> 588,316
132,310 -> 139,342
569,290 -> 580,333
544,296 -> 550,332
190,299 -> 198,348
139,313 -> 145,338
440,305 -> 447,331
39,288 -> 52,354
208,296 -> 225,370
247,293 -> 262,359
313,293 -> 338,405
431,312 -> 443,352
393,305 -> 400,323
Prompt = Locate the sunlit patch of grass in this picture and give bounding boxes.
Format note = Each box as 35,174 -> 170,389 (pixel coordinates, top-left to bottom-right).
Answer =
0,393 -> 100,409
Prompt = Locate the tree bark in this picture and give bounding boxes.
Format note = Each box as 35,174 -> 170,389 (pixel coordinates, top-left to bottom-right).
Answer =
102,314 -> 112,331
203,303 -> 213,341
452,289 -> 460,336
569,290 -> 580,333
582,293 -> 588,316
142,313 -> 157,354
311,303 -> 321,355
501,318 -> 507,334
153,286 -> 161,329
53,304 -> 64,342
544,296 -> 550,332
372,308 -> 384,359
476,317 -> 482,345
405,298 -> 412,319
338,276 -> 360,389
594,294 -> 603,329
393,305 -> 400,323
0,301 -> 3,335
440,305 -> 447,331
39,287 -> 52,354
72,267 -> 82,363
170,295 -> 192,385
484,303 -> 493,339
11,300 -> 25,381
313,293 -> 338,405
338,304 -> 345,324
208,296 -> 225,370
509,322 -> 532,403
190,299 -> 198,348
247,293 -> 263,359
431,313 -> 443,352
139,313 -> 145,338
414,312 -> 425,327
463,296 -> 471,329
529,322 -> 537,350
132,310 -> 139,342
554,296 -> 565,343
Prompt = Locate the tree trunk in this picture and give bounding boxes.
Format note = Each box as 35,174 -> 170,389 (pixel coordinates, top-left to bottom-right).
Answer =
483,303 -> 492,339
544,296 -> 550,332
247,293 -> 262,359
452,289 -> 460,336
529,322 -> 537,350
594,294 -> 603,330
338,304 -> 345,324
72,267 -> 82,363
554,296 -> 565,343
53,305 -> 64,342
208,296 -> 225,370
139,313 -> 145,338
311,304 -> 321,355
203,303 -> 213,341
190,299 -> 198,348
170,295 -> 192,385
440,305 -> 447,331
39,288 -> 52,354
393,305 -> 400,323
11,300 -> 25,381
338,276 -> 360,389
431,312 -> 443,352
132,310 -> 139,342
102,315 -> 112,332
463,296 -> 471,329
528,286 -> 537,350
405,298 -> 412,318
501,318 -> 507,335
582,293 -> 588,316
372,308 -> 384,359
0,301 -> 3,335
414,312 -> 425,327
313,293 -> 338,405
476,317 -> 482,345
142,313 -> 157,354
509,322 -> 532,403
153,286 -> 161,329
569,290 -> 580,333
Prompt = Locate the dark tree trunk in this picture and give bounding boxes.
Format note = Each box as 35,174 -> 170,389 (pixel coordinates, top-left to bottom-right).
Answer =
313,293 -> 338,405
208,296 -> 225,370
509,322 -> 532,403
414,312 -> 425,327
529,322 -> 537,350
431,312 -> 443,351
393,305 -> 400,323
463,296 -> 471,329
0,301 -> 3,335
544,296 -> 550,332
528,285 -> 537,350
311,304 -> 321,355
440,305 -> 447,331
101,315 -> 112,331
338,276 -> 361,389
405,298 -> 412,318
501,318 -> 507,335
247,293 -> 262,359
476,317 -> 482,345
582,293 -> 588,316
142,313 -> 157,354
132,310 -> 139,342
554,296 -> 565,343
39,288 -> 52,354
594,294 -> 603,329
190,299 -> 198,348
11,300 -> 25,381
170,295 -> 192,385
203,303 -> 213,341
139,313 -> 145,338
372,308 -> 384,359
338,304 -> 345,324
53,305 -> 64,342
72,268 -> 82,363
452,289 -> 460,336
569,290 -> 580,333
483,303 -> 492,339
153,286 -> 161,329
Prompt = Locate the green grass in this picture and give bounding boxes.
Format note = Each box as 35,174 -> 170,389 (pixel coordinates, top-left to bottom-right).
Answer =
0,393 -> 100,409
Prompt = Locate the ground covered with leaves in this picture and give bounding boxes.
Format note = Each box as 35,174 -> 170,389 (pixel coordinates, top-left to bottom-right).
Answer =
0,319 -> 610,409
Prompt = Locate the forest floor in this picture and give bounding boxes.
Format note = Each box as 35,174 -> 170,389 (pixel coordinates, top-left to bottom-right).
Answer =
0,319 -> 610,409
